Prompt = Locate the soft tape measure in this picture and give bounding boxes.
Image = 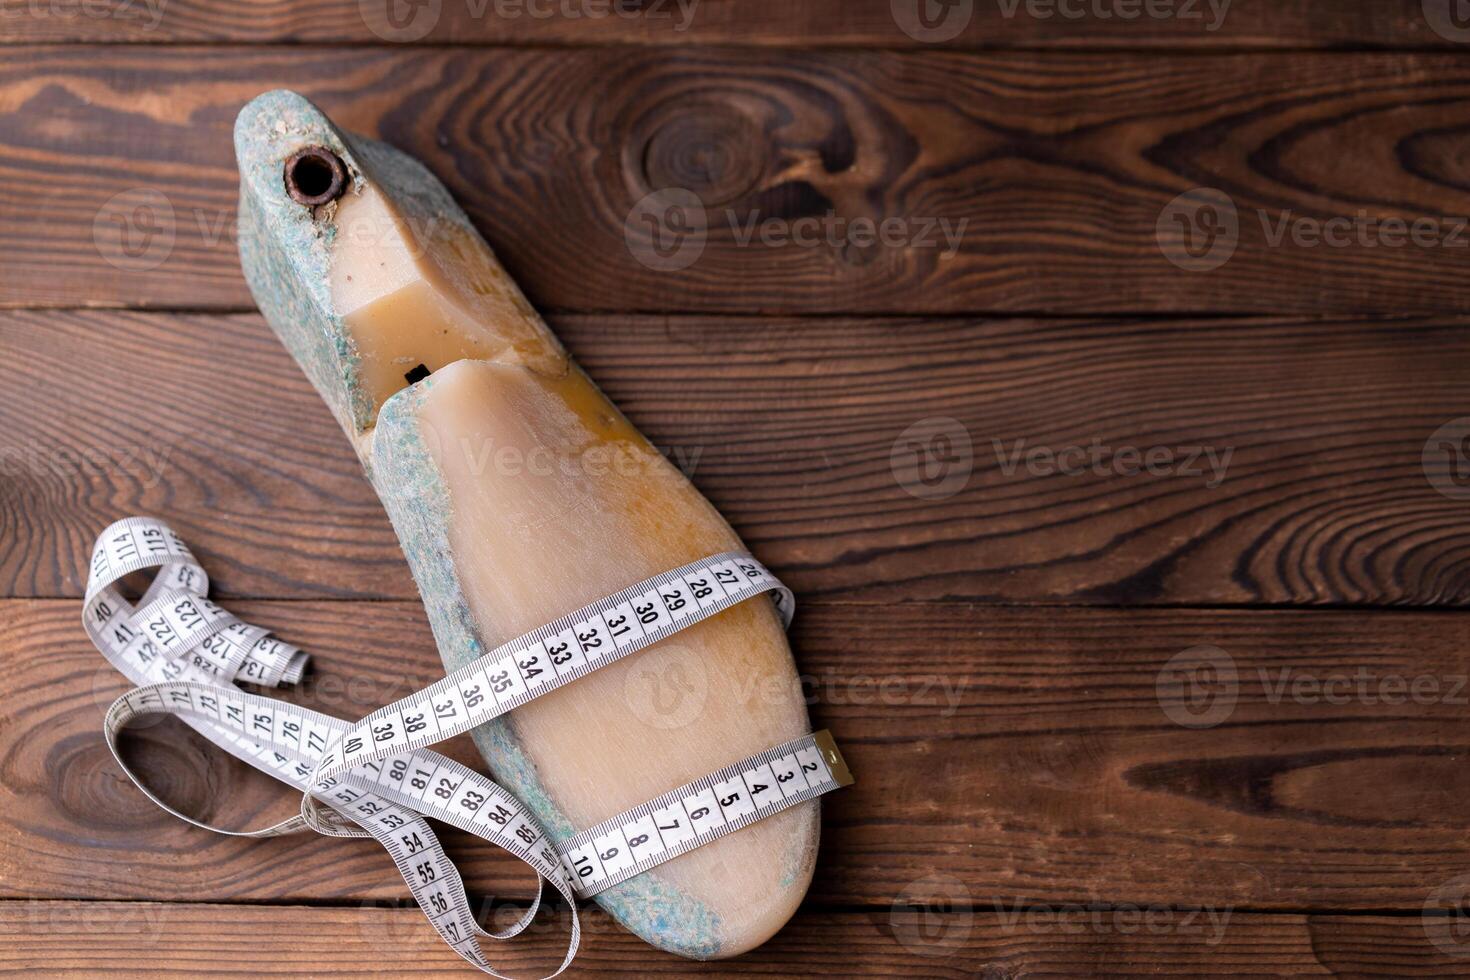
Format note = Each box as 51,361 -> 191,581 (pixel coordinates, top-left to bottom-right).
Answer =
83,516 -> 852,978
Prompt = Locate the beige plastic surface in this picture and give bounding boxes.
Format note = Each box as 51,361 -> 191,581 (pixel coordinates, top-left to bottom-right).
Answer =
331,180 -> 818,957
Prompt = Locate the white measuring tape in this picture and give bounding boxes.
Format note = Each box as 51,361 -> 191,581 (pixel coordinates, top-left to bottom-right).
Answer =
83,516 -> 853,977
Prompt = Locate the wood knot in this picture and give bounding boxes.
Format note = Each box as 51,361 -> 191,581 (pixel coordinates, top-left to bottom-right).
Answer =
632,103 -> 767,207
49,730 -> 210,830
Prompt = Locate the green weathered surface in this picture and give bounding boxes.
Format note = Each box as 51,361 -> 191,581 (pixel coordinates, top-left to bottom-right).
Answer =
234,91 -> 368,438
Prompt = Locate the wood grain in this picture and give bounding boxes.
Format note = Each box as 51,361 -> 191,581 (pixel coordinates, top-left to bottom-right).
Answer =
9,310 -> 1470,606
6,597 -> 1470,909
0,0 -> 1454,48
6,8 -> 1464,974
11,47 -> 1470,313
4,901 -> 1469,977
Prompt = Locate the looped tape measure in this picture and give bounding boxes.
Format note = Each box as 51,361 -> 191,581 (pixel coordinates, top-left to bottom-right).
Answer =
83,516 -> 853,977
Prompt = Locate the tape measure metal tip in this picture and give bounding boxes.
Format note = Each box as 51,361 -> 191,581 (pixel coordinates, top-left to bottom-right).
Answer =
812,729 -> 854,787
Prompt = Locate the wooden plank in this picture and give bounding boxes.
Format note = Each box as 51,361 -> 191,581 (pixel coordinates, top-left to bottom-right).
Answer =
3,902 -> 1469,978
8,310 -> 1470,606
10,47 -> 1470,313
0,0 -> 1452,49
6,597 -> 1470,909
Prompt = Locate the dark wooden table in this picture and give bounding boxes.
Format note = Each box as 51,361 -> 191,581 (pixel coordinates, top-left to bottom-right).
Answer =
6,1 -> 1470,975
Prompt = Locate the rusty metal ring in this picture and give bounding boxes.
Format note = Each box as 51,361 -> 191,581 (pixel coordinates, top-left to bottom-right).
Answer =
283,146 -> 347,207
